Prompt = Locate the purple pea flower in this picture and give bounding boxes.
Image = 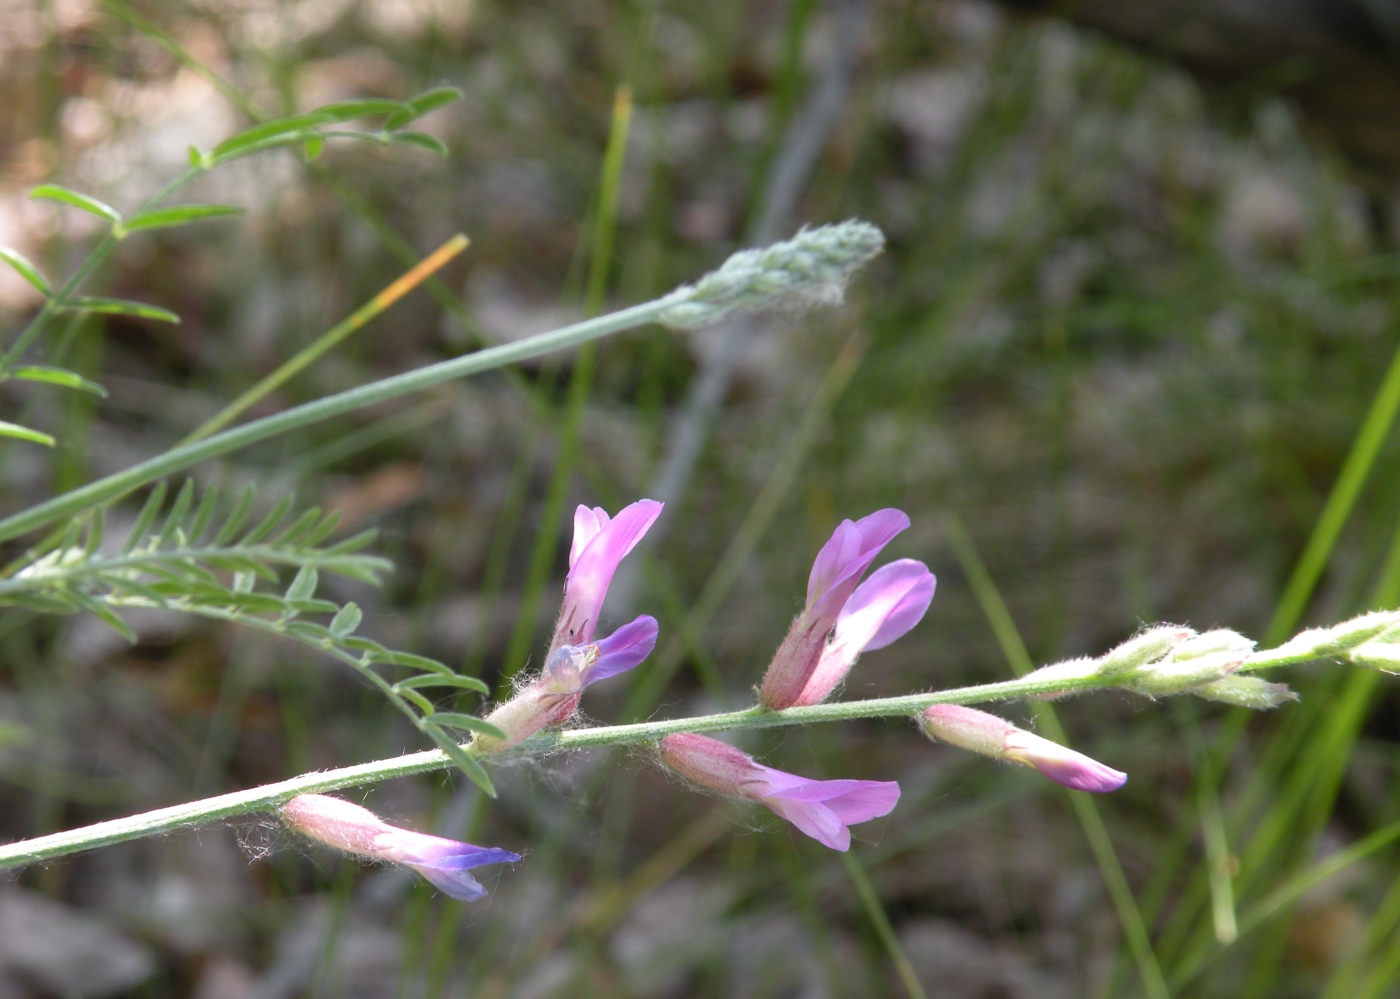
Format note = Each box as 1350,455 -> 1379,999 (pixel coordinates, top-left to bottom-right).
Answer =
281,794 -> 520,901
760,509 -> 911,710
481,615 -> 659,750
793,559 -> 937,707
659,733 -> 900,851
921,705 -> 1127,793
551,500 -> 663,652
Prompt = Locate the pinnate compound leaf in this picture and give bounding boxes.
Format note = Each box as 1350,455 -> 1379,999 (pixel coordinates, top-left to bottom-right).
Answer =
10,366 -> 106,397
0,421 -> 55,447
65,297 -> 179,324
0,247 -> 51,296
122,204 -> 245,233
29,184 -> 121,223
425,725 -> 495,797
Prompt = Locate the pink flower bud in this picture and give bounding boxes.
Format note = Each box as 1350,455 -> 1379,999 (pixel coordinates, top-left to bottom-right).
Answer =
551,500 -> 662,651
281,794 -> 519,901
921,705 -> 1126,793
659,733 -> 900,851
760,509 -> 910,710
480,615 -> 658,751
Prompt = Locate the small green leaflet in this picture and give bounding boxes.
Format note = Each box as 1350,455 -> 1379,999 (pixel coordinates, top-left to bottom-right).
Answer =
0,421 -> 55,447
393,673 -> 490,695
425,725 -> 496,797
328,602 -> 362,638
210,112 -> 335,162
10,366 -> 107,397
389,132 -> 448,156
29,184 -> 121,223
426,713 -> 505,740
122,205 -> 245,233
384,86 -> 464,128
65,297 -> 179,324
0,247 -> 51,296
314,99 -> 413,122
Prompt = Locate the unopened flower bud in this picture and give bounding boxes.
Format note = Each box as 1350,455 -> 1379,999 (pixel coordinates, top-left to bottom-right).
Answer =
1349,643 -> 1400,674
1097,625 -> 1196,677
659,733 -> 899,851
1125,629 -> 1255,697
1273,610 -> 1400,660
1191,675 -> 1298,710
1025,657 -> 1097,699
281,794 -> 519,901
920,705 -> 1126,793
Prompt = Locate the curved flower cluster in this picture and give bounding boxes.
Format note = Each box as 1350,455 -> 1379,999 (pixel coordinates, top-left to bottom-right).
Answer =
282,501 -> 1136,897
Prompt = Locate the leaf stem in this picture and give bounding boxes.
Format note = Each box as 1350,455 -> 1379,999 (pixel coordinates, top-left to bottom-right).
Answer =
0,299 -> 669,544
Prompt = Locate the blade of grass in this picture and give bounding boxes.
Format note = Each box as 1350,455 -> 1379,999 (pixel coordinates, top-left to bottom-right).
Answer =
500,84 -> 633,683
943,513 -> 1171,999
180,234 -> 468,444
1266,336 -> 1400,645
842,851 -> 929,999
621,331 -> 868,720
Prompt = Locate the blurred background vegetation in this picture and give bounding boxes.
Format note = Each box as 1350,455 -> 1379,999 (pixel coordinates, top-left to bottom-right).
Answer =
3,0 -> 1400,996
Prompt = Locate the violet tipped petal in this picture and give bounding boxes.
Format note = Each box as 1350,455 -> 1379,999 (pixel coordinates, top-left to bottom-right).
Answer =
281,795 -> 520,900
659,734 -> 899,852
580,615 -> 659,685
1003,731 -> 1128,793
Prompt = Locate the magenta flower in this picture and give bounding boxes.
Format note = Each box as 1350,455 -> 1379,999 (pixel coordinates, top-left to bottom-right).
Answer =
481,615 -> 659,750
760,509 -> 910,710
793,559 -> 936,707
551,500 -> 663,652
281,794 -> 520,901
921,705 -> 1127,793
659,733 -> 900,851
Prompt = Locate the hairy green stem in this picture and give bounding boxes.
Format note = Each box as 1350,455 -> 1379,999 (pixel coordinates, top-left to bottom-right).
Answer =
0,641 -> 1329,870
0,300 -> 667,544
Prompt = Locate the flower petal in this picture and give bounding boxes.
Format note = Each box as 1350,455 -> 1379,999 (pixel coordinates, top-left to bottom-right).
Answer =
569,506 -> 609,568
843,560 -> 936,653
805,509 -> 910,621
762,796 -> 851,851
794,560 -> 936,706
557,499 -> 663,647
1003,730 -> 1128,793
410,865 -> 490,902
580,615 -> 659,686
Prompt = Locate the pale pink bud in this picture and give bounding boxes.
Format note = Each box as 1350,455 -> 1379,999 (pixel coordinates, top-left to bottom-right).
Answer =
921,705 -> 1126,793
281,794 -> 519,901
659,733 -> 900,851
